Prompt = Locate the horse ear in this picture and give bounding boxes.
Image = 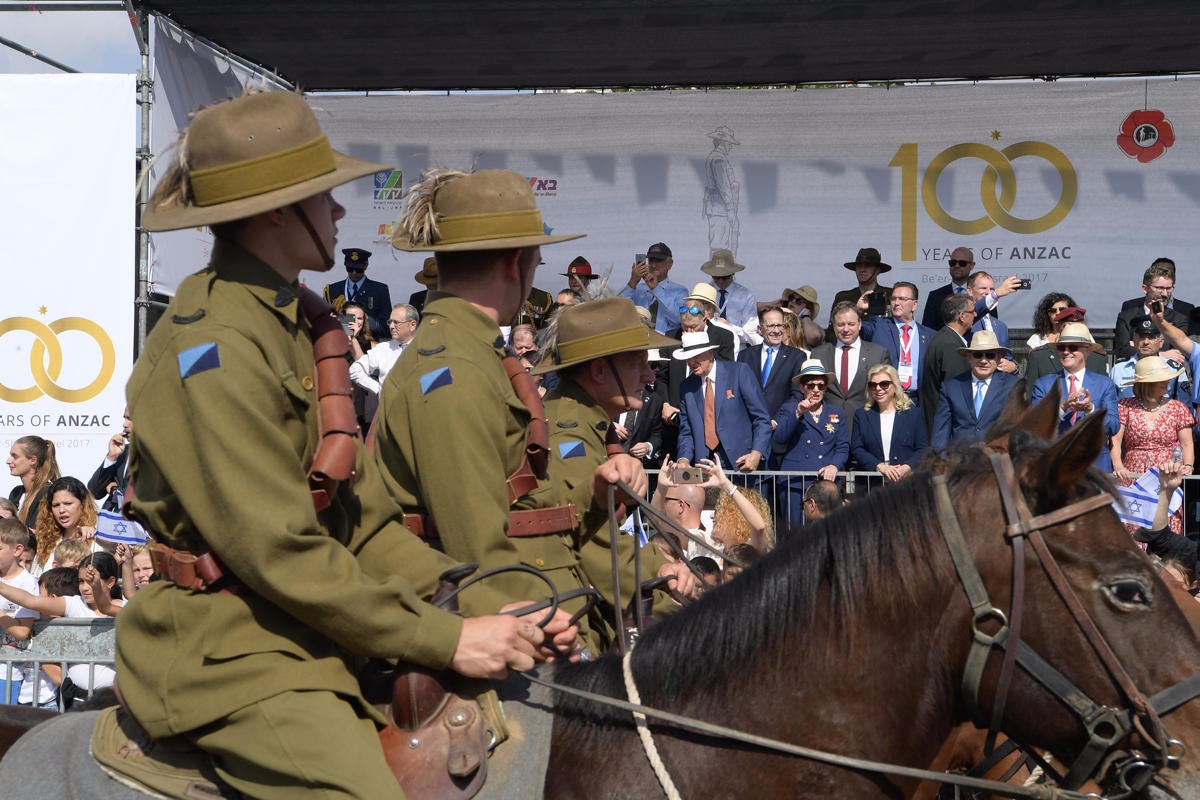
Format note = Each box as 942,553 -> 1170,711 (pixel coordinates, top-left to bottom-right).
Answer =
1025,409 -> 1106,500
985,381 -> 1032,450
1007,380 -> 1061,444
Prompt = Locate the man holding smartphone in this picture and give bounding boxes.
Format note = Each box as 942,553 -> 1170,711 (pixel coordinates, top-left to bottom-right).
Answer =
622,242 -> 688,334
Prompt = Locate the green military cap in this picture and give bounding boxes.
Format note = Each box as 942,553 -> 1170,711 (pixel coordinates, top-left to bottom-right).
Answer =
533,297 -> 676,375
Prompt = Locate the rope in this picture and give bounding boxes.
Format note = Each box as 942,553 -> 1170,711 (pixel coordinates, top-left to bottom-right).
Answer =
622,649 -> 683,800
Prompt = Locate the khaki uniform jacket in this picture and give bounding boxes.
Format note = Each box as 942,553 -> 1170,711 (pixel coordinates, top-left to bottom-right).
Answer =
116,243 -> 502,738
372,293 -> 595,638
531,379 -> 672,644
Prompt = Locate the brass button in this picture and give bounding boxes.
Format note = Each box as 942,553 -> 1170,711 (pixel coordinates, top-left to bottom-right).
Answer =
301,376 -> 315,391
535,558 -> 546,567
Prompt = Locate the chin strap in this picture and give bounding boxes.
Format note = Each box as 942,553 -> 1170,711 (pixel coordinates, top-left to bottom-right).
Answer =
290,202 -> 334,269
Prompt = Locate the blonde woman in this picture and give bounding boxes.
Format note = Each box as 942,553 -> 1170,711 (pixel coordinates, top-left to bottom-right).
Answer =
851,363 -> 928,481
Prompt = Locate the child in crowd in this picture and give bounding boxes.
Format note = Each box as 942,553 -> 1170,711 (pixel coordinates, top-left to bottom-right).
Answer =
0,552 -> 123,706
52,539 -> 91,570
15,567 -> 80,710
0,518 -> 37,703
0,498 -> 18,519
721,543 -> 763,582
689,556 -> 722,590
115,543 -> 153,599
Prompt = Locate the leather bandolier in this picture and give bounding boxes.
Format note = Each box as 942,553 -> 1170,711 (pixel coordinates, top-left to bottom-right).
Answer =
397,354 -> 579,543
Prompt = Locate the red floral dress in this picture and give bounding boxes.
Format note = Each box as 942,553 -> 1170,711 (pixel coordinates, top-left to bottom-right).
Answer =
1117,397 -> 1194,535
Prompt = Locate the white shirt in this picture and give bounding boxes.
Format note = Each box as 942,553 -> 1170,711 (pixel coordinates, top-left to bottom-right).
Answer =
972,376 -> 990,411
835,338 -> 862,388
0,569 -> 38,685
349,339 -> 408,395
878,410 -> 896,461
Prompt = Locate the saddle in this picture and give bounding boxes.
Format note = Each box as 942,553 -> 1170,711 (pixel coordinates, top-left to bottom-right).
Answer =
363,564 -> 502,800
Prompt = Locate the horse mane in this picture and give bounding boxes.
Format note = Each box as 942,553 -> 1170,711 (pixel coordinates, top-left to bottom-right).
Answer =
554,438 -> 1031,725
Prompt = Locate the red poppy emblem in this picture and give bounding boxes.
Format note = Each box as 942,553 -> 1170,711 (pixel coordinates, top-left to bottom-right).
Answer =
1117,110 -> 1175,163
828,414 -> 840,424
725,389 -> 734,399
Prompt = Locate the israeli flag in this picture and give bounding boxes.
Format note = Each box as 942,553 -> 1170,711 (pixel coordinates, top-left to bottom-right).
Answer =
94,508 -> 149,545
619,508 -> 650,547
1114,467 -> 1183,529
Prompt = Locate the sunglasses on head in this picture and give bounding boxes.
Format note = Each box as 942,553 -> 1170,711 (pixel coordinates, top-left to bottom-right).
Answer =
679,305 -> 704,316
948,259 -> 972,267
1056,343 -> 1083,353
970,351 -> 1000,360
867,380 -> 893,390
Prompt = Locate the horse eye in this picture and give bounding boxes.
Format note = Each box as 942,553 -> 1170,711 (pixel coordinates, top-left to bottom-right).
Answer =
1104,579 -> 1152,609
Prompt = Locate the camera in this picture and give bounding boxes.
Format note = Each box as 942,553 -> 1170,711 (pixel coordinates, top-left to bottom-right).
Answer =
676,467 -> 704,484
337,313 -> 357,336
1017,279 -> 1032,290
866,292 -> 888,318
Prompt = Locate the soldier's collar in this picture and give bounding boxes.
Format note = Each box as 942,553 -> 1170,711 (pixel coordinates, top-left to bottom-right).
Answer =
210,239 -> 304,325
423,292 -> 510,355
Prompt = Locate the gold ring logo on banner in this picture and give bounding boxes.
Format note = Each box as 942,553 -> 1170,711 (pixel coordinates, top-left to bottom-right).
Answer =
0,317 -> 117,403
921,142 -> 1078,235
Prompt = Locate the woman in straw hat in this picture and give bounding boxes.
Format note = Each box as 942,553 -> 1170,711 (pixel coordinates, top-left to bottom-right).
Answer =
1112,356 -> 1195,535
121,92 -> 571,800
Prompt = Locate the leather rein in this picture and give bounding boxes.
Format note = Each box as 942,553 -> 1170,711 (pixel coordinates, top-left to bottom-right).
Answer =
523,451 -> 1200,800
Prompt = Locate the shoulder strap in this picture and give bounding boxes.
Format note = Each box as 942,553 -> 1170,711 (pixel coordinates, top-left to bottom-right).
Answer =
298,287 -> 360,512
499,355 -> 549,501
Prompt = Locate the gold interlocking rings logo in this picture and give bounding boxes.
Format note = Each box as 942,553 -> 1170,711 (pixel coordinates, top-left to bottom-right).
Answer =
890,141 -> 1078,260
0,317 -> 116,402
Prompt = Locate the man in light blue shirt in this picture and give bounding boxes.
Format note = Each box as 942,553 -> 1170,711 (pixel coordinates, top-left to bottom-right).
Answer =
1110,315 -> 1191,402
621,241 -> 688,334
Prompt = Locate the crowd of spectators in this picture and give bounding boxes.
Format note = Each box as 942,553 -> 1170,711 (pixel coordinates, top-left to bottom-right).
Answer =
6,240 -> 1200,716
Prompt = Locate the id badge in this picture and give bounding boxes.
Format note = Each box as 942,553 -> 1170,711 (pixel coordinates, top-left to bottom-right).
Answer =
897,363 -> 914,385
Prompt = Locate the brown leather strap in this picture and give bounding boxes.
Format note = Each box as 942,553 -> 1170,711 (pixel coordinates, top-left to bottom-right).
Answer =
506,504 -> 579,537
149,541 -> 243,595
404,505 -> 578,541
297,287 -> 360,512
604,423 -> 625,458
501,355 -> 549,481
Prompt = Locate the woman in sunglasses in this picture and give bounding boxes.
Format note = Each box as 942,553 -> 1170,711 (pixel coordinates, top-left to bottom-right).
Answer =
850,364 -> 928,482
774,359 -> 849,528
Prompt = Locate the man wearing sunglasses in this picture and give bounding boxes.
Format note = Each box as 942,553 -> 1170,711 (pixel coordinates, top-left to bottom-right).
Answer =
323,247 -> 393,340
660,283 -> 738,431
921,247 -> 975,330
1030,322 -> 1121,469
930,331 -> 1020,449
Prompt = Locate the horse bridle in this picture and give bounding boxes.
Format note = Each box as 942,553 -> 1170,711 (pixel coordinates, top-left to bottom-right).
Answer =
936,448 -> 1200,796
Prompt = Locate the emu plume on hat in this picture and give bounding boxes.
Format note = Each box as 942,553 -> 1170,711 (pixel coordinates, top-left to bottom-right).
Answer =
701,249 -> 745,277
392,169 -> 584,252
532,297 -> 675,375
143,91 -> 388,233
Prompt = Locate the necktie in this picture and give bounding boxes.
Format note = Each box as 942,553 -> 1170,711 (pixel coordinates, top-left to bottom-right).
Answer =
954,286 -> 966,295
348,280 -> 360,302
840,344 -> 851,395
973,379 -> 986,417
704,377 -> 719,451
648,297 -> 659,326
900,325 -> 912,389
1068,374 -> 1079,424
718,288 -> 728,317
762,346 -> 776,387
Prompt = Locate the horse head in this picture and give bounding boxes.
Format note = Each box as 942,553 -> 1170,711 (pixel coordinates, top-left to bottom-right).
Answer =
952,383 -> 1200,798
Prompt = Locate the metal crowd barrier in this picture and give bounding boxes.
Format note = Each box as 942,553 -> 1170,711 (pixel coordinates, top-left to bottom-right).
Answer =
0,617 -> 115,711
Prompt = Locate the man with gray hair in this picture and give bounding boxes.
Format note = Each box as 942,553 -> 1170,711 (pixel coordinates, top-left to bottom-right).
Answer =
350,303 -> 419,396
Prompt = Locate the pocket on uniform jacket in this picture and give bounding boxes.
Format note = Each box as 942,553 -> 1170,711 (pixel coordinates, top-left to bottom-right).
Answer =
514,534 -> 578,574
279,371 -> 312,415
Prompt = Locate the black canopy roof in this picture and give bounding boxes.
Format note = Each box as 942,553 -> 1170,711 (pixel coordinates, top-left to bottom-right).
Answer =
142,1 -> 1200,92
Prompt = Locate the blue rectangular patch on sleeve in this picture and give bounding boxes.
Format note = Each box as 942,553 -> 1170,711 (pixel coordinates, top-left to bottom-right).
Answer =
177,343 -> 221,379
558,441 -> 586,459
420,366 -> 453,395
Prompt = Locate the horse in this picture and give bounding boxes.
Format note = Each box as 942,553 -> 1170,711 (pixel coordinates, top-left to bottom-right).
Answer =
4,390 -> 1200,799
544,393 -> 1200,799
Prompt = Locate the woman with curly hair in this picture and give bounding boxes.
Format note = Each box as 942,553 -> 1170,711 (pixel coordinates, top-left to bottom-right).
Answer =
6,436 -> 60,529
31,476 -> 97,578
1026,292 -> 1076,350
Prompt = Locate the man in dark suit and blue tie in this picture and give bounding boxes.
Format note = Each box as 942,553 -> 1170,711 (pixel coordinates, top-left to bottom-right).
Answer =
859,280 -> 933,408
921,247 -> 975,331
323,248 -> 393,340
967,271 -> 1021,374
674,331 -> 772,473
931,330 -> 1020,449
738,306 -> 806,484
1030,322 -> 1121,470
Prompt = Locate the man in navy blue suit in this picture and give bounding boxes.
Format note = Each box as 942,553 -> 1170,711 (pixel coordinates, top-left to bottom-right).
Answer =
1030,322 -> 1121,470
324,248 -> 393,340
674,331 -> 772,472
966,271 -> 1019,374
931,330 -> 1020,449
859,281 -> 933,407
739,306 -> 806,469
